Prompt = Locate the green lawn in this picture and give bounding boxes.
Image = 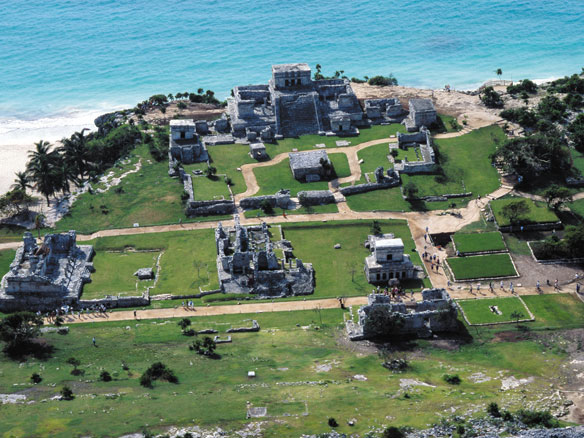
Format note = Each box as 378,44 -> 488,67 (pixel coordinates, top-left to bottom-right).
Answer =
253,159 -> 330,197
446,253 -> 517,280
436,114 -> 462,133
522,294 -> 584,330
190,175 -> 231,200
243,203 -> 338,219
282,220 -> 431,296
357,143 -> 392,177
0,308 -> 568,438
328,153 -> 351,178
0,249 -> 15,279
490,197 -> 560,227
451,232 -> 506,254
85,229 -> 220,296
82,250 -> 159,299
401,173 -> 466,197
457,297 -> 530,324
345,186 -> 413,212
569,198 -> 584,221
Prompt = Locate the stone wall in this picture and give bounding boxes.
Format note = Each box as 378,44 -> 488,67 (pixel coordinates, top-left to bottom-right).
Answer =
239,190 -> 291,210
79,294 -> 149,309
339,180 -> 400,196
186,199 -> 235,217
297,190 -> 335,206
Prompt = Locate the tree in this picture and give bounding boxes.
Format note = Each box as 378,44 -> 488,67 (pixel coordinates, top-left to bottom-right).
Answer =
11,171 -> 32,193
364,306 -> 405,338
562,225 -> 584,258
30,373 -> 42,384
390,149 -> 399,158
537,95 -> 566,122
543,185 -> 573,210
371,220 -> 382,235
205,166 -> 217,178
0,189 -> 34,216
495,68 -> 502,78
501,200 -> 530,225
480,86 -> 503,108
368,74 -> 398,86
0,312 -> 43,357
99,370 -> 112,382
66,357 -> 83,375
59,128 -> 93,186
510,310 -> 524,325
487,402 -> 501,418
26,140 -> 61,204
314,64 -> 323,80
178,318 -> 191,332
260,199 -> 274,214
382,426 -> 405,438
60,386 -> 75,400
140,362 -> 178,388
403,182 -> 419,199
569,114 -> 584,152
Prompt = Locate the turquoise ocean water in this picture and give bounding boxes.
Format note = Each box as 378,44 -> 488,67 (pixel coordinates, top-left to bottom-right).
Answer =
0,0 -> 583,143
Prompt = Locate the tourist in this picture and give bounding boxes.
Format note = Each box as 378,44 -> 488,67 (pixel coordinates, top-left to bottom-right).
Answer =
477,283 -> 481,291
500,280 -> 504,290
469,284 -> 473,293
134,310 -> 137,319
554,279 -> 559,290
536,280 -> 541,292
577,283 -> 581,294
92,337 -> 96,347
547,279 -> 551,287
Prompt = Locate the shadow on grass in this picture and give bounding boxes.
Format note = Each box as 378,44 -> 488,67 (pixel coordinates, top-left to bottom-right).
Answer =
3,340 -> 55,362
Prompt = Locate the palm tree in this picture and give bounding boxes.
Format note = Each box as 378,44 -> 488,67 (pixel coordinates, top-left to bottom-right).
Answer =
26,140 -> 60,205
34,213 -> 45,239
495,68 -> 502,79
59,128 -> 92,186
11,171 -> 32,193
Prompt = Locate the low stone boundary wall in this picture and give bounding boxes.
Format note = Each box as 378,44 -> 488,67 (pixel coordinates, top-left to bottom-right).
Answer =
151,290 -> 221,301
497,221 -> 562,233
409,192 -> 472,202
239,191 -> 290,210
226,320 -> 260,333
297,190 -> 335,206
340,181 -> 399,196
186,199 -> 235,216
79,294 -> 149,308
527,241 -> 584,265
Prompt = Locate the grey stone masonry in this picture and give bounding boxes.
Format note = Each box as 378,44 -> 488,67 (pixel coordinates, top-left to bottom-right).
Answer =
215,216 -> 314,297
403,98 -> 437,132
186,199 -> 235,217
239,190 -> 291,210
297,190 -> 335,206
168,119 -> 208,177
0,231 -> 95,312
393,127 -> 436,174
227,63 -> 364,139
347,289 -> 458,340
289,150 -> 331,181
365,98 -> 406,123
249,142 -> 268,160
339,167 -> 400,196
364,233 -> 419,284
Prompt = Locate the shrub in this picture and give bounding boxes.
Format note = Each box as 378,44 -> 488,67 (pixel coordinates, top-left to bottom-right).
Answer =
350,77 -> 366,83
60,386 -> 74,400
537,95 -> 566,122
260,199 -> 274,214
328,417 -> 338,427
499,108 -> 537,128
502,410 -> 514,421
368,74 -> 398,86
382,426 -> 405,438
30,373 -> 42,384
480,86 -> 503,108
487,402 -> 501,417
516,409 -> 559,428
443,374 -> 461,385
507,79 -> 537,95
99,370 -> 112,382
177,101 -> 187,110
140,362 -> 179,388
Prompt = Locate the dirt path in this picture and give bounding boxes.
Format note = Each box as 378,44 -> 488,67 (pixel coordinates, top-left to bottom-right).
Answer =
51,296 -> 368,325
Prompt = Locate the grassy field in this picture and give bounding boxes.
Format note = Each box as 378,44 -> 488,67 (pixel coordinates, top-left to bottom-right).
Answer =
452,232 -> 506,254
345,187 -> 412,212
190,175 -> 231,200
82,250 -> 159,299
0,249 -> 15,278
282,220 -> 431,295
569,198 -> 584,221
490,197 -> 560,227
243,204 -> 338,218
458,297 -> 529,324
447,253 -> 517,280
401,173 -> 466,197
0,307 -> 570,438
521,294 -> 584,330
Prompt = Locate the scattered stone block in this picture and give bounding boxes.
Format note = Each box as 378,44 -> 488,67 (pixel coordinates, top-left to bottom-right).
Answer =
334,244 -> 341,249
133,268 -> 154,280
247,371 -> 256,378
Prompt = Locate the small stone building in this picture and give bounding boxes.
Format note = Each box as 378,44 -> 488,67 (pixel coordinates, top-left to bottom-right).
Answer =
168,120 -> 208,176
364,98 -> 405,122
249,142 -> 267,160
364,234 -> 418,283
0,231 -> 94,312
403,99 -> 437,132
289,150 -> 331,182
393,127 -> 436,174
347,289 -> 459,340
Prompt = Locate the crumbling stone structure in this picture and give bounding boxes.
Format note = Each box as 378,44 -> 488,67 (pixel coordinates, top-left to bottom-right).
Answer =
297,190 -> 335,206
215,216 -> 314,297
168,119 -> 208,177
364,233 -> 420,284
403,99 -> 437,132
289,150 -> 332,182
393,127 -> 436,174
249,142 -> 268,160
0,231 -> 94,312
364,98 -> 406,123
239,190 -> 291,210
347,289 -> 458,340
228,63 -> 364,139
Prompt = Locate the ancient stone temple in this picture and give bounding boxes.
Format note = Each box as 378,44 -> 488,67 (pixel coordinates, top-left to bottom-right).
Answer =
215,216 -> 314,297
403,99 -> 437,131
364,98 -> 406,123
168,119 -> 208,176
228,63 -> 364,139
347,289 -> 459,340
0,231 -> 94,312
364,233 -> 419,284
393,127 -> 436,174
289,150 -> 332,182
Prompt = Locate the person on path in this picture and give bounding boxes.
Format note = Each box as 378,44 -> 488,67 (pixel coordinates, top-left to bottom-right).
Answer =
92,337 -> 96,347
577,283 -> 581,294
133,310 -> 137,319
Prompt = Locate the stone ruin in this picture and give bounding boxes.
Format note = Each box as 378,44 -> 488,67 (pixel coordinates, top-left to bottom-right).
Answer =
0,231 -> 94,312
364,98 -> 406,123
403,98 -> 437,132
168,119 -> 209,177
289,149 -> 332,182
215,216 -> 314,297
393,127 -> 436,174
227,63 -> 364,139
347,289 -> 459,340
364,233 -> 421,284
